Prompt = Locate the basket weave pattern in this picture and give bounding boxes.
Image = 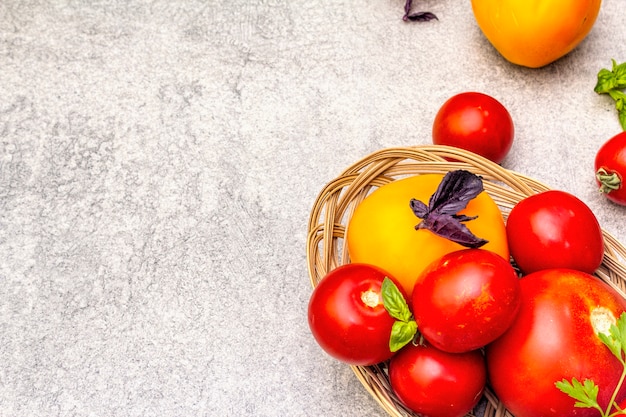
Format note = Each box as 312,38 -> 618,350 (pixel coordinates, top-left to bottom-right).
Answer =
306,146 -> 626,417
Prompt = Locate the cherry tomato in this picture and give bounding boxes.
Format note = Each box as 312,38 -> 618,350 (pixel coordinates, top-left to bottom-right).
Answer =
389,341 -> 486,417
347,174 -> 509,296
471,0 -> 601,68
595,131 -> 626,206
506,190 -> 604,275
412,249 -> 520,353
486,269 -> 626,417
432,92 -> 514,164
307,263 -> 405,366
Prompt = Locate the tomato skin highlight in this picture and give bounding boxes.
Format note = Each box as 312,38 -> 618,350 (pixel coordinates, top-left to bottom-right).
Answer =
506,190 -> 604,275
347,174 -> 509,297
432,92 -> 514,164
486,269 -> 626,417
471,0 -> 601,68
412,249 -> 520,353
595,131 -> 626,206
307,263 -> 404,366
389,342 -> 486,417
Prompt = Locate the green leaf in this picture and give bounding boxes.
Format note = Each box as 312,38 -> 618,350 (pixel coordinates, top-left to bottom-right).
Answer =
596,60 -> 626,131
596,67 -> 618,93
381,277 -> 413,323
598,312 -> 626,364
599,330 -> 623,362
619,108 -> 626,131
389,320 -> 418,352
555,378 -> 602,411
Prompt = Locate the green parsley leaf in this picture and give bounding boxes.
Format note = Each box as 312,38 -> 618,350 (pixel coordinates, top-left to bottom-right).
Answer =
555,378 -> 602,412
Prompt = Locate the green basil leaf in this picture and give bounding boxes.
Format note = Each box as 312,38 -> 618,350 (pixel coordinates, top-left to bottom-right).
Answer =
381,277 -> 412,323
389,320 -> 418,352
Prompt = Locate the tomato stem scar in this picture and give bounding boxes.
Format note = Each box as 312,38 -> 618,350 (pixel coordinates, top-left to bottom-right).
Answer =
361,289 -> 381,308
590,306 -> 617,336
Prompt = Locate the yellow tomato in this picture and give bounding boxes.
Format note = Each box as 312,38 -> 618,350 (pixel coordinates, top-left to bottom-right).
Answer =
346,174 -> 509,296
471,0 -> 601,68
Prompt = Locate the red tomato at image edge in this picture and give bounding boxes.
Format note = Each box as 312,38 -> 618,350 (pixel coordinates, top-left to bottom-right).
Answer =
389,342 -> 486,417
486,269 -> 626,417
411,249 -> 521,353
307,263 -> 406,366
506,190 -> 604,275
595,131 -> 626,206
432,92 -> 514,164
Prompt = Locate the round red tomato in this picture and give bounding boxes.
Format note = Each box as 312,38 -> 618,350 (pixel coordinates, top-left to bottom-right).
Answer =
595,131 -> 626,206
486,269 -> 626,417
389,341 -> 486,417
307,263 -> 404,366
432,92 -> 514,164
411,249 -> 520,353
506,190 -> 604,275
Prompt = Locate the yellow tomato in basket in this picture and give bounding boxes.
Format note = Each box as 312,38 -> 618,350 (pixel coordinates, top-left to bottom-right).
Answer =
471,0 -> 601,68
346,173 -> 509,296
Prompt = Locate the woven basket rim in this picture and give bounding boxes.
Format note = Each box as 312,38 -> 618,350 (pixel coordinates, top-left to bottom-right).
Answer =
306,145 -> 626,417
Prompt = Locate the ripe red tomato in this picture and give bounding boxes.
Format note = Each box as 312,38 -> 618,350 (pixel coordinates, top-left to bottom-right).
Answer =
411,249 -> 520,353
307,263 -> 404,366
506,190 -> 604,275
389,341 -> 486,417
595,131 -> 626,206
486,269 -> 626,417
432,92 -> 514,164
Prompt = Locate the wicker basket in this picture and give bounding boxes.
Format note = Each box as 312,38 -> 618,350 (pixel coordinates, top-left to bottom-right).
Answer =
306,145 -> 626,417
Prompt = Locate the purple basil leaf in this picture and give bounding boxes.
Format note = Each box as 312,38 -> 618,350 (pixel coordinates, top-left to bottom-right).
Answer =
409,198 -> 429,219
403,0 -> 437,22
410,169 -> 489,247
453,214 -> 479,223
428,170 -> 484,216
403,0 -> 413,19
406,12 -> 438,22
416,213 -> 488,248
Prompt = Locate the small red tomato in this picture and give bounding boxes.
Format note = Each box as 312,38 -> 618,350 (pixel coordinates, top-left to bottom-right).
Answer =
486,269 -> 626,417
307,263 -> 404,366
506,190 -> 604,275
595,131 -> 626,205
411,249 -> 520,353
389,342 -> 486,417
432,92 -> 514,164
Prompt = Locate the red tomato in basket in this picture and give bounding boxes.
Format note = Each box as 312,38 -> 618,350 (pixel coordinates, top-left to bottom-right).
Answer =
506,190 -> 604,275
432,92 -> 514,164
307,263 -> 405,366
486,269 -> 626,417
389,341 -> 486,417
595,131 -> 626,206
412,249 -> 521,353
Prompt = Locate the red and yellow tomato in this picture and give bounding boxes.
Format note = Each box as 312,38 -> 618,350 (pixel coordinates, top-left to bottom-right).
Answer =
487,269 -> 626,417
471,0 -> 602,68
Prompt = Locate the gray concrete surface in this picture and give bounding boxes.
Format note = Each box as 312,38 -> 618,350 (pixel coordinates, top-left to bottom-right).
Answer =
1,1 -> 625,416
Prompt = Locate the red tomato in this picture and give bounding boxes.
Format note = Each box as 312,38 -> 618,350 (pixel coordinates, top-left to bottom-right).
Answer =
411,249 -> 520,353
486,269 -> 626,417
432,92 -> 514,164
595,131 -> 626,206
389,342 -> 486,417
506,190 -> 604,275
307,263 -> 404,366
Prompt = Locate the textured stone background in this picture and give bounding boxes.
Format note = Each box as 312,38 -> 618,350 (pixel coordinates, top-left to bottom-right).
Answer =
1,1 -> 625,416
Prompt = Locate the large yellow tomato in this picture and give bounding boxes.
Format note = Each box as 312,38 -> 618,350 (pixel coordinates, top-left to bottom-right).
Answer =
471,0 -> 601,68
346,174 -> 509,296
